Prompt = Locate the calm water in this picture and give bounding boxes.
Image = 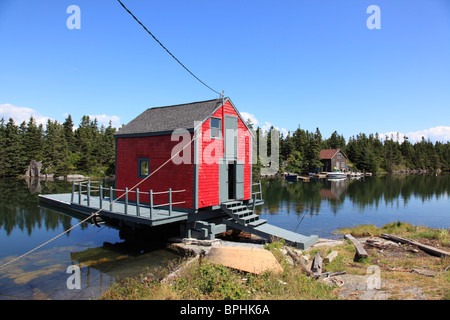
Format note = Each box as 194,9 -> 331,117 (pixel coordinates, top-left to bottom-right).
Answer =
0,178 -> 180,300
0,174 -> 449,300
255,174 -> 450,239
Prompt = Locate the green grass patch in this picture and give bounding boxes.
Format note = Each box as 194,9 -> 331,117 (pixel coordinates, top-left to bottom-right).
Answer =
334,221 -> 450,249
100,242 -> 339,300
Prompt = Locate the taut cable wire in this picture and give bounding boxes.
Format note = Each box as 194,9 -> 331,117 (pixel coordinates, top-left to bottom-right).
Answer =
116,0 -> 221,96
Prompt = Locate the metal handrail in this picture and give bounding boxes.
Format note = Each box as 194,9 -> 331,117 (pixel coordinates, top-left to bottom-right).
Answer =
251,180 -> 263,211
71,182 -> 185,218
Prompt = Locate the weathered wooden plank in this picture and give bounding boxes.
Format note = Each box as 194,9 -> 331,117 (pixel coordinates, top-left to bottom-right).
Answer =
318,270 -> 346,279
344,234 -> 369,258
324,250 -> 338,264
286,247 -> 315,277
311,253 -> 323,276
381,233 -> 450,257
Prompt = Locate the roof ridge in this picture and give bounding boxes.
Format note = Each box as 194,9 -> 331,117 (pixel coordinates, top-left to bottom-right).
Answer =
148,98 -> 224,110
115,97 -> 229,136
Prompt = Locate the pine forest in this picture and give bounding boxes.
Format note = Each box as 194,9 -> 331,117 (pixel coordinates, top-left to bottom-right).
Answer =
1,116 -> 449,178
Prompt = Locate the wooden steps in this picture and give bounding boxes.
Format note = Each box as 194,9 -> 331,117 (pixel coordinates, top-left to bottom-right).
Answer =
221,200 -> 318,249
221,201 -> 267,227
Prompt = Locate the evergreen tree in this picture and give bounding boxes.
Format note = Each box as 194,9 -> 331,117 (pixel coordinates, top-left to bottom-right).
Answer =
3,118 -> 22,176
63,114 -> 76,154
285,150 -> 303,174
292,126 -> 307,156
96,121 -> 116,175
303,129 -> 322,171
0,118 -> 6,177
400,137 -> 414,169
1,113 -> 450,177
324,130 -> 346,151
17,120 -> 28,171
23,116 -> 44,164
42,119 -> 69,176
75,116 -> 96,173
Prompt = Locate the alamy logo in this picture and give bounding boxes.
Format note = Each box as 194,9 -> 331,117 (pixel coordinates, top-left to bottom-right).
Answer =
66,265 -> 81,290
366,5 -> 381,30
67,5 -> 81,30
252,127 -> 279,175
366,265 -> 381,289
169,122 -> 280,172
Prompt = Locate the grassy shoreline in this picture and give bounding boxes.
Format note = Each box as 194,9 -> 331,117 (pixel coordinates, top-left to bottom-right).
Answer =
99,222 -> 450,300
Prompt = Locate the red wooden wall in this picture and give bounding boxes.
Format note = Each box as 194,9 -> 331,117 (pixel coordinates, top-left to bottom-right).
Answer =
115,100 -> 252,210
198,100 -> 252,207
115,133 -> 194,209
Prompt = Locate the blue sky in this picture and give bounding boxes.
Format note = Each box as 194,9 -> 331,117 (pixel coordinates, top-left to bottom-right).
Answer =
1,0 -> 449,143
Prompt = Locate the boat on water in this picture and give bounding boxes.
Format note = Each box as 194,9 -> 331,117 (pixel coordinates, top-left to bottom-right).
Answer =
327,170 -> 347,179
285,173 -> 311,182
349,172 -> 364,179
285,173 -> 299,181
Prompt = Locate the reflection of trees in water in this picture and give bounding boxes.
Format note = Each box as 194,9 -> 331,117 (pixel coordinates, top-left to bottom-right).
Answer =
346,174 -> 450,210
0,178 -> 72,235
1,175 -> 449,236
0,178 -> 102,236
257,174 -> 450,216
257,178 -> 325,218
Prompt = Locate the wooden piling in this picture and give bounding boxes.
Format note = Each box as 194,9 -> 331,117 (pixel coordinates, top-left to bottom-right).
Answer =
87,181 -> 90,207
136,188 -> 140,217
149,190 -> 153,219
71,182 -> 75,203
169,188 -> 172,216
78,182 -> 82,204
124,187 -> 128,214
109,186 -> 113,211
99,185 -> 103,208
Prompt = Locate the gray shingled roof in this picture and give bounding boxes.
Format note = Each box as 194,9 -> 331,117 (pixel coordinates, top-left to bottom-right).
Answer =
115,98 -> 224,136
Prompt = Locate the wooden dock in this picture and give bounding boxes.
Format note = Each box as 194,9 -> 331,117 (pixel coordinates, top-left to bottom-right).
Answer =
39,182 -> 189,227
38,181 -> 318,249
223,218 -> 318,250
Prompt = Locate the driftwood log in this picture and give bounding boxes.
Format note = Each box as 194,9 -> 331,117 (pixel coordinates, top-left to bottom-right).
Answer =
311,253 -> 323,276
286,247 -> 315,277
344,234 -> 369,259
324,250 -> 338,263
381,233 -> 450,258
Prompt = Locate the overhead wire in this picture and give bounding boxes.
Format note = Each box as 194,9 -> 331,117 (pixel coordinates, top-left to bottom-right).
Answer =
0,0 -> 223,270
116,0 -> 222,96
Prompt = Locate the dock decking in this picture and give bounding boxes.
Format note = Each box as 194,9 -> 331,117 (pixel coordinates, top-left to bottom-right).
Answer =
39,193 -> 188,227
223,218 -> 318,250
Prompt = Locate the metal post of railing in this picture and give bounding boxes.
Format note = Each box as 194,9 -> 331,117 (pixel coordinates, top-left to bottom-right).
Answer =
259,180 -> 262,200
149,190 -> 153,220
109,186 -> 113,211
168,188 -> 172,216
71,181 -> 75,203
124,187 -> 128,215
78,182 -> 82,204
87,181 -> 91,207
99,185 -> 103,209
136,188 -> 140,217
252,194 -> 256,212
